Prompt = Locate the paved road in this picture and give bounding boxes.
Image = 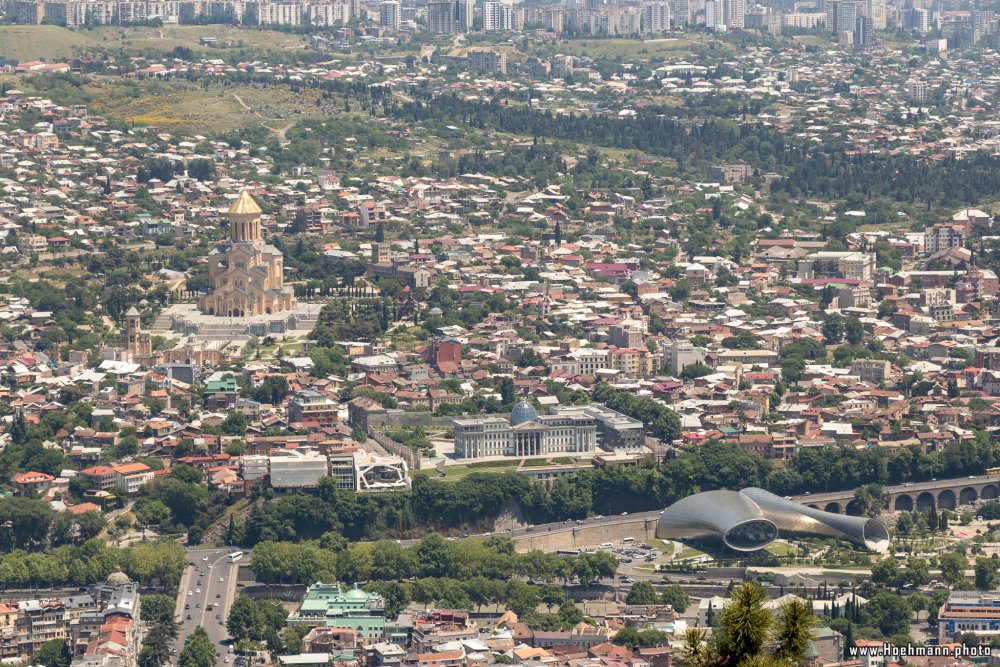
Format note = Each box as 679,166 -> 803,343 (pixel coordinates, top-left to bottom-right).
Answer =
173,547 -> 247,666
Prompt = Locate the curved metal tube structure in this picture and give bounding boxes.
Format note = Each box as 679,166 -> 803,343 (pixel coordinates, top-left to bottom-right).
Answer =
655,487 -> 891,553
655,490 -> 778,552
740,487 -> 890,553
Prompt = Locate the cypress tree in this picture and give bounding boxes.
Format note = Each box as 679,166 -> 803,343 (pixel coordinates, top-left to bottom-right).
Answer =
844,623 -> 854,660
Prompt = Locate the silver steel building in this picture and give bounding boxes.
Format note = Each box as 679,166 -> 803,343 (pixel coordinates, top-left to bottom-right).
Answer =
656,487 -> 890,552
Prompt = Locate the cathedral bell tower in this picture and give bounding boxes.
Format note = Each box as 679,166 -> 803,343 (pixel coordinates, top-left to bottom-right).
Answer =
229,190 -> 263,244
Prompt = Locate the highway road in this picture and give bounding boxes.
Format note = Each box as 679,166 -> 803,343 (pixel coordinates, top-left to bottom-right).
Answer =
173,547 -> 248,666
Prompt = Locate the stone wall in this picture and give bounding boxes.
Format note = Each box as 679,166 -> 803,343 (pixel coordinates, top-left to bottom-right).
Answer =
369,410 -> 461,430
369,429 -> 424,471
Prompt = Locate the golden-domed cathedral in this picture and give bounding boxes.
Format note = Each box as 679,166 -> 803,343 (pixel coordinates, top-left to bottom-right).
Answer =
198,191 -> 296,318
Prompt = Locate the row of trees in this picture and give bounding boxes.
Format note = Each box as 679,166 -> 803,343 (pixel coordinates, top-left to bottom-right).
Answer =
625,581 -> 690,611
0,538 -> 185,590
248,534 -> 615,628
249,534 -> 618,587
242,434 -> 1000,545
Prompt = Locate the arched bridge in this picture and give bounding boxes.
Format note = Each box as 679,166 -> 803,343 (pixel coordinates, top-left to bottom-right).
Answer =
791,475 -> 1000,515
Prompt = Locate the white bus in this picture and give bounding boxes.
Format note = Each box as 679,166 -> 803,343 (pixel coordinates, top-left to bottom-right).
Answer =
227,551 -> 244,563
621,537 -> 635,544
599,542 -> 613,549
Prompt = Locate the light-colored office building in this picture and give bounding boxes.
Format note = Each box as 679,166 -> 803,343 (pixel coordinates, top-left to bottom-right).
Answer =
268,449 -> 329,490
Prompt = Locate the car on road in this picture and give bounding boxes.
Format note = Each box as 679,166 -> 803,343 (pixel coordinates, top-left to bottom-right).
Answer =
196,589 -> 201,594
220,577 -> 225,582
187,591 -> 193,596
216,614 -> 221,620
620,511 -> 628,516
225,658 -> 230,663
202,557 -> 208,561
216,593 -> 221,598
186,614 -> 192,620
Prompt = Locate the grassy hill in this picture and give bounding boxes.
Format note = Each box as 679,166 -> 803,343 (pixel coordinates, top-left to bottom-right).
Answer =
0,24 -> 306,63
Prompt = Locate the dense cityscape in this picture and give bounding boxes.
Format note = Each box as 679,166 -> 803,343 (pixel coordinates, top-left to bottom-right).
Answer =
0,2 -> 1000,667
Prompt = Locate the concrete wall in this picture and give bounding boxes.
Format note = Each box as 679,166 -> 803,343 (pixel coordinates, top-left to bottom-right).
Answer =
514,515 -> 660,553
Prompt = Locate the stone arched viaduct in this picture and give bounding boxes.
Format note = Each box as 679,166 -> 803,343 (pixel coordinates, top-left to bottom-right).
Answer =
796,477 -> 1000,516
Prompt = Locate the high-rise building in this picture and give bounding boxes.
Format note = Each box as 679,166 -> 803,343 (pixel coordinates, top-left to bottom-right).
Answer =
826,0 -> 860,33
380,0 -> 400,28
426,0 -> 470,33
705,0 -> 724,28
904,7 -> 931,33
458,0 -> 472,30
641,1 -> 670,31
483,0 -> 522,31
427,0 -> 456,32
854,14 -> 873,48
723,0 -> 744,28
867,0 -> 885,29
466,49 -> 508,73
672,0 -> 691,23
483,0 -> 503,30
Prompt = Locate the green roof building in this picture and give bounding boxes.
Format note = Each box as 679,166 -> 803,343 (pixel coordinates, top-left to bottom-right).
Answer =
288,583 -> 386,644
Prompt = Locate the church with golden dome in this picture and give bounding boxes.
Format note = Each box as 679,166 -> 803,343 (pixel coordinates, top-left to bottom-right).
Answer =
198,191 -> 297,318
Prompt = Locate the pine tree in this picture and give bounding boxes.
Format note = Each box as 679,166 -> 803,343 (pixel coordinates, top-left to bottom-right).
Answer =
375,221 -> 385,243
226,514 -> 236,546
554,219 -> 562,246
